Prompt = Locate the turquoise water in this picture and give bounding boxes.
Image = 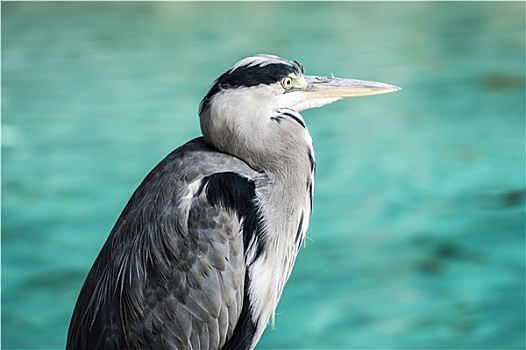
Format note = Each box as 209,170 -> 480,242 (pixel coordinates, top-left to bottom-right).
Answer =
2,2 -> 525,349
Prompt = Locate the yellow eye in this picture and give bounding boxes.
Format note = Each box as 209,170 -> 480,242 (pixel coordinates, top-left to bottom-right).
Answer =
282,77 -> 293,89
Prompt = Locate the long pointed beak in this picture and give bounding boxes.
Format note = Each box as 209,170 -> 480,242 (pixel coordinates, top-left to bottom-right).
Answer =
302,75 -> 401,98
289,75 -> 401,111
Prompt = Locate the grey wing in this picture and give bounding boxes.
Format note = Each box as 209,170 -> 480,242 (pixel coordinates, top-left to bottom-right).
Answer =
142,181 -> 247,349
129,171 -> 261,349
67,139 -> 260,350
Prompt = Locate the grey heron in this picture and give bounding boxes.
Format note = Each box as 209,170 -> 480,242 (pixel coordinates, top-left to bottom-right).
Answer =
67,54 -> 400,349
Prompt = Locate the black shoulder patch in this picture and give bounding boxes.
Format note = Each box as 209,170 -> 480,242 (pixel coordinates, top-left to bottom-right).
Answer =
201,172 -> 255,217
200,172 -> 265,259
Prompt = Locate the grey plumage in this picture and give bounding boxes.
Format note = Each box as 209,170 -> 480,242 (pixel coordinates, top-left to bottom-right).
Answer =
68,139 -> 260,349
67,54 -> 399,349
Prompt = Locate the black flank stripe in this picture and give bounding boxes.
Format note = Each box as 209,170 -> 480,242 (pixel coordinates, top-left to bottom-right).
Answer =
307,148 -> 316,174
295,212 -> 305,248
221,272 -> 257,350
308,182 -> 313,212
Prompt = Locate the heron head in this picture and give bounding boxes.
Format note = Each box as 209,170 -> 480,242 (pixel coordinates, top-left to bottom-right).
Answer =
199,54 -> 400,115
198,54 -> 400,169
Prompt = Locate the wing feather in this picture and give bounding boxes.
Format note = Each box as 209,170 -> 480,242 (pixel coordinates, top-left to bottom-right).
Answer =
67,138 -> 260,350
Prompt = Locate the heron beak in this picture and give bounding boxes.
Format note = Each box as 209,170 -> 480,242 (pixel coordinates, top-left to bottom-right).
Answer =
290,75 -> 400,111
302,75 -> 401,98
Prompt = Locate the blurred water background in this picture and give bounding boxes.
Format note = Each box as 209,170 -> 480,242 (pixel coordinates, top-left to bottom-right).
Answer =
2,2 -> 525,349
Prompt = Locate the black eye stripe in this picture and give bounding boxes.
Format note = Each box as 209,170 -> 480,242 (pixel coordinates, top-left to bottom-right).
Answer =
222,63 -> 300,88
200,59 -> 304,115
